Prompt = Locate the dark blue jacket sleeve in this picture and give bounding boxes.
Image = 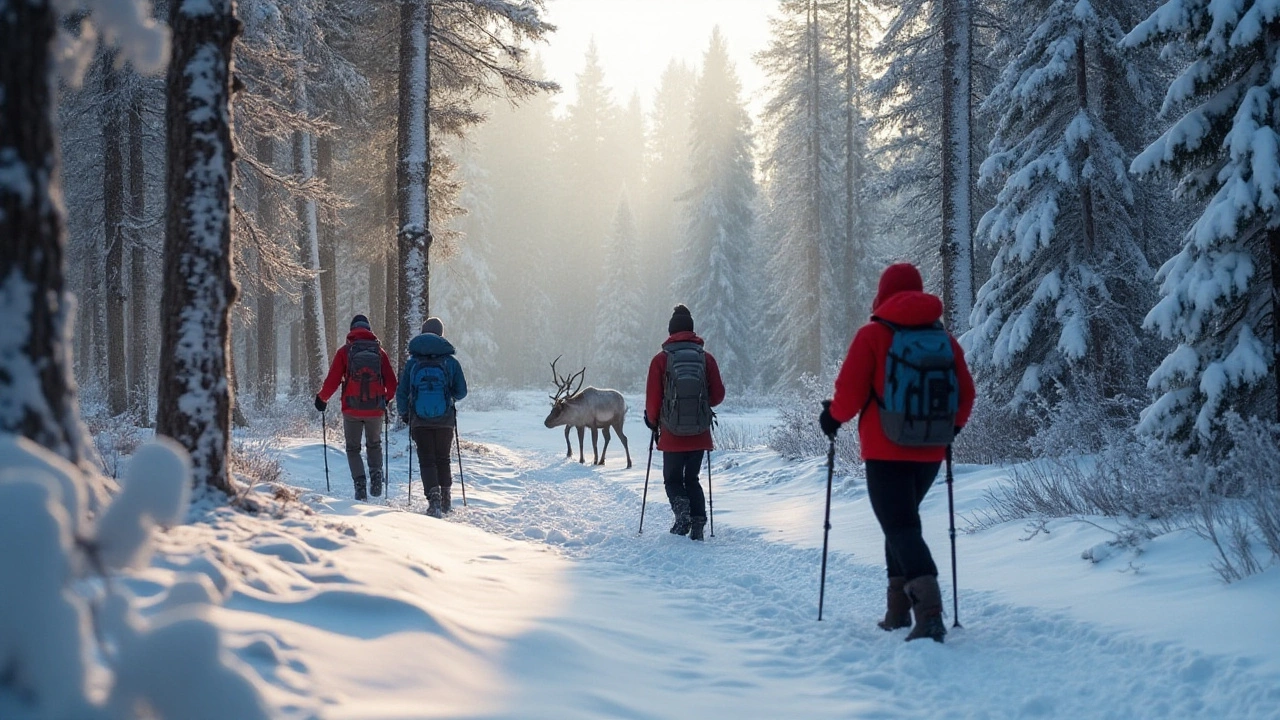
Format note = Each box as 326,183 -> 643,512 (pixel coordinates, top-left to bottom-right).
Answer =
396,358 -> 414,417
450,358 -> 468,402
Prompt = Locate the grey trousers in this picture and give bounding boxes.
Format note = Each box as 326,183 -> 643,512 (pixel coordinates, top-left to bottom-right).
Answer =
343,415 -> 384,481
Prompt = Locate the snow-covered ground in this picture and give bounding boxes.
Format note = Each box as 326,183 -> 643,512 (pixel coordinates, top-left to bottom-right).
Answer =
123,393 -> 1280,718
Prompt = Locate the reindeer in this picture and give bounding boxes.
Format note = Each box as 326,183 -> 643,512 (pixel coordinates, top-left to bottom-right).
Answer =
543,357 -> 632,468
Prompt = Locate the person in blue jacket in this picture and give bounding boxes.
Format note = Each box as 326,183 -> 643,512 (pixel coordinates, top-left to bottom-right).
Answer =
396,317 -> 468,518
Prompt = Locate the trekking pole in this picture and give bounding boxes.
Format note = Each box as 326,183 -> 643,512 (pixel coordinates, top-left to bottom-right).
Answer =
408,426 -> 414,503
322,408 -> 331,493
947,444 -> 962,628
638,430 -> 655,533
384,409 -> 390,505
706,450 -> 714,538
818,402 -> 835,621
455,425 -> 467,507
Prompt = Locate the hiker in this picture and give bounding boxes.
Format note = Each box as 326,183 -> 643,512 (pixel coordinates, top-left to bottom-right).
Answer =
644,304 -> 726,542
395,317 -> 468,519
818,263 -> 975,642
316,314 -> 398,501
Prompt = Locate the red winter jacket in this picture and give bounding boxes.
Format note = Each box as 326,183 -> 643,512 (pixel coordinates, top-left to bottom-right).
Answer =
645,332 -> 727,452
829,264 -> 976,462
318,328 -> 399,418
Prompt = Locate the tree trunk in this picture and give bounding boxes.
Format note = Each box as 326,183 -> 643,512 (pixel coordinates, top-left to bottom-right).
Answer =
127,86 -> 151,425
844,0 -> 863,333
802,0 -> 822,376
940,0 -> 974,331
383,139 -> 399,362
155,0 -> 241,494
1270,224 -> 1280,425
103,57 -> 129,416
317,134 -> 339,354
397,0 -> 431,353
295,127 -> 328,390
0,0 -> 92,466
254,135 -> 278,407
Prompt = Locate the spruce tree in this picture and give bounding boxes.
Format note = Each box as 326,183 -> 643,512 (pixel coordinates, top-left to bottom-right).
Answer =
1124,0 -> 1280,447
594,196 -> 646,390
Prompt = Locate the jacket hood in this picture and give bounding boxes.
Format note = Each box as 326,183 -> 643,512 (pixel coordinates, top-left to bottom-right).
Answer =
662,331 -> 704,347
873,291 -> 945,327
346,327 -> 379,344
409,333 -> 456,357
872,263 -> 925,311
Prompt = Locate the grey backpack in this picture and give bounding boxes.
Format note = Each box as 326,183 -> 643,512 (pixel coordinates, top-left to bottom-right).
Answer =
660,342 -> 712,436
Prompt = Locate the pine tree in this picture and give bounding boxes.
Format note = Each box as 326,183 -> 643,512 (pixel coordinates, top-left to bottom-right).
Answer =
965,0 -> 1154,410
594,196 -> 646,390
640,61 -> 697,325
1124,0 -> 1280,447
679,28 -> 757,386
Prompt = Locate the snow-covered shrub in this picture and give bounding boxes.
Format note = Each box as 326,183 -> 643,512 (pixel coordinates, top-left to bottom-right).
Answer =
974,433 -> 1206,527
1194,416 -> 1280,581
88,412 -> 146,479
1024,382 -> 1147,460
950,397 -> 1031,465
230,433 -> 285,490
0,434 -> 270,718
463,386 -> 520,412
713,421 -> 767,451
768,373 -> 861,465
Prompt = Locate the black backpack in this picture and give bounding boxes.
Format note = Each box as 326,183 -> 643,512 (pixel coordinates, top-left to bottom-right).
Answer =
660,341 -> 712,436
344,339 -> 387,412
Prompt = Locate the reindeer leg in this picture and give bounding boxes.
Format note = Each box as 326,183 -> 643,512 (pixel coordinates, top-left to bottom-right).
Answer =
591,427 -> 600,465
577,426 -> 586,464
615,421 -> 631,468
600,426 -> 611,465
564,426 -> 572,459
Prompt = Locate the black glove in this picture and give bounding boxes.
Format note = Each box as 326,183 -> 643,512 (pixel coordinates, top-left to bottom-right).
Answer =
314,395 -> 327,412
643,412 -> 658,432
818,400 -> 841,439
953,425 -> 963,438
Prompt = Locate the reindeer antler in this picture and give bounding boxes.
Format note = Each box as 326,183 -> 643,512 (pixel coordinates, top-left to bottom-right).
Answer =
569,367 -> 586,397
550,356 -> 570,402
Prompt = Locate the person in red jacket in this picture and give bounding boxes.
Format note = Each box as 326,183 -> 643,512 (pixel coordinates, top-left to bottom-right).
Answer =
819,263 -> 975,642
644,305 -> 726,541
315,315 -> 398,501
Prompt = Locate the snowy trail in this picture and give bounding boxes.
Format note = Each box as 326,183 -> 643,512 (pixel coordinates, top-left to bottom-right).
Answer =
319,406 -> 1280,720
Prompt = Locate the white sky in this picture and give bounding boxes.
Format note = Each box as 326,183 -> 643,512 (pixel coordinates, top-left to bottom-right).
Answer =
536,0 -> 778,121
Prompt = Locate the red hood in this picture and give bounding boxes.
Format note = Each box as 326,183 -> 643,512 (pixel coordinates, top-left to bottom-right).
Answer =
662,331 -> 704,346
873,263 -> 924,311
873,291 -> 944,326
345,327 -> 378,344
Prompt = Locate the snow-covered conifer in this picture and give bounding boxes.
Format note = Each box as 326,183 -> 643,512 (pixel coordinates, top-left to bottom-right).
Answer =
965,0 -> 1154,409
1123,0 -> 1280,447
594,196 -> 646,390
678,28 -> 757,385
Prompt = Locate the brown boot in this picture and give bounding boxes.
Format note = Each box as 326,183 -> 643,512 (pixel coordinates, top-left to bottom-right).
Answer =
877,576 -> 912,631
903,575 -> 946,643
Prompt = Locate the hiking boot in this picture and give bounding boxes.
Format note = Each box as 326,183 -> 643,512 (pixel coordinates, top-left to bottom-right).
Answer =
440,486 -> 452,513
669,497 -> 692,535
369,470 -> 383,498
353,476 -> 368,502
878,576 -> 912,631
689,516 -> 707,541
426,487 -> 444,519
904,575 -> 946,643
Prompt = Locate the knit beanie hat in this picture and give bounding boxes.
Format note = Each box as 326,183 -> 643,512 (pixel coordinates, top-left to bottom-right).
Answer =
668,304 -> 694,335
350,314 -> 371,331
421,317 -> 444,336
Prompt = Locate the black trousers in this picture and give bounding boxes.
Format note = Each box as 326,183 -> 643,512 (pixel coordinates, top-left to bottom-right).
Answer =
411,425 -> 454,493
865,459 -> 942,582
663,450 -> 706,519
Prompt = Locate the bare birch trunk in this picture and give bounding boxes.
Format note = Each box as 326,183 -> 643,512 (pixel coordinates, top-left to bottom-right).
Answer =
155,0 -> 241,494
940,0 -> 974,331
0,0 -> 92,467
383,140 -> 399,362
397,0 -> 431,353
254,135 -> 278,407
317,134 -> 339,353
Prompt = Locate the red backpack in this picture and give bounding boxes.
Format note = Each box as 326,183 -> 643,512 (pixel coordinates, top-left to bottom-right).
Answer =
344,339 -> 387,411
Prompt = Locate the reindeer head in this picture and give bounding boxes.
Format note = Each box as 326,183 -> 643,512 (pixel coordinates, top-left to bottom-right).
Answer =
544,355 -> 586,428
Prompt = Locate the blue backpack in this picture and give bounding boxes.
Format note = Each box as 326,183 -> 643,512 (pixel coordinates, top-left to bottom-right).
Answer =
409,357 -> 451,420
874,319 -> 958,446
